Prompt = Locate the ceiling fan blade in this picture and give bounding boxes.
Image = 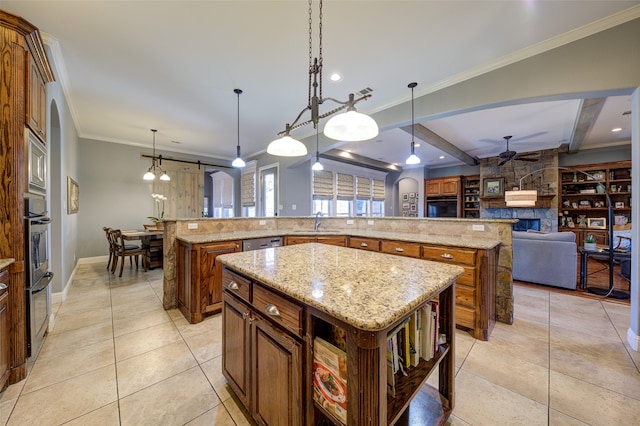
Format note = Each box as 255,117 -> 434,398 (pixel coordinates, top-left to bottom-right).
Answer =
510,132 -> 548,143
515,152 -> 538,157
515,157 -> 539,162
497,159 -> 508,166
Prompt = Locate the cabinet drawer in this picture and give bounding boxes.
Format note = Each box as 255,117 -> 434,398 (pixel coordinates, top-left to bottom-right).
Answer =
380,240 -> 421,258
456,284 -> 475,309
316,236 -> 346,247
457,266 -> 476,286
422,246 -> 477,266
349,237 -> 380,251
456,306 -> 476,330
253,284 -> 303,338
222,269 -> 251,302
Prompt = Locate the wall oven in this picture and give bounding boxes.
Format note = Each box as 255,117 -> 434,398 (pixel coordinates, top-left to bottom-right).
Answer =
25,198 -> 53,358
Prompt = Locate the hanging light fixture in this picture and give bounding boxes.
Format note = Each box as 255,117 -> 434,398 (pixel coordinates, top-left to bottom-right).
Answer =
311,126 -> 324,171
143,129 -> 170,181
405,82 -> 420,165
267,0 -> 378,156
232,88 -> 246,168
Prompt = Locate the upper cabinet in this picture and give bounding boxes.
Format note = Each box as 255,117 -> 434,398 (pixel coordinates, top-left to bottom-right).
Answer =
27,56 -> 48,141
425,176 -> 460,197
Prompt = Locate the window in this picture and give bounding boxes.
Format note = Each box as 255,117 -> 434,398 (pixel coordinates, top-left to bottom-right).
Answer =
260,165 -> 278,217
312,170 -> 334,215
241,161 -> 257,217
313,199 -> 331,215
372,200 -> 384,217
355,199 -> 370,216
336,200 -> 352,217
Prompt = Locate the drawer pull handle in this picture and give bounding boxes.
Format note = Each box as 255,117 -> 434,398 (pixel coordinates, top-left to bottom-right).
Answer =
227,281 -> 239,290
395,247 -> 404,252
265,304 -> 281,317
360,243 -> 368,247
0,283 -> 6,290
440,253 -> 454,259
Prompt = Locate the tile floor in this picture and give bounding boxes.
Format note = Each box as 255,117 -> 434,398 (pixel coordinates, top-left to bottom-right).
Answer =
1,262 -> 639,425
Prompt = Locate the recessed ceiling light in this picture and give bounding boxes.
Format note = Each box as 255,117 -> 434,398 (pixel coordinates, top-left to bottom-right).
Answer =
611,127 -> 623,132
330,73 -> 342,81
439,155 -> 445,159
171,140 -> 182,144
414,143 -> 421,147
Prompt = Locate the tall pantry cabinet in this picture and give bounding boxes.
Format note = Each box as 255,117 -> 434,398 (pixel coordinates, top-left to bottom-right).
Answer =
0,10 -> 54,386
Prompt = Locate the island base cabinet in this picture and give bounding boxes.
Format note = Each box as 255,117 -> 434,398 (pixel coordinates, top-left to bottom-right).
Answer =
0,269 -> 10,391
223,292 -> 303,426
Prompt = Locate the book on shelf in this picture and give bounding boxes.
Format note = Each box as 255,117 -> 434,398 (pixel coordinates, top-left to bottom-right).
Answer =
313,337 -> 347,424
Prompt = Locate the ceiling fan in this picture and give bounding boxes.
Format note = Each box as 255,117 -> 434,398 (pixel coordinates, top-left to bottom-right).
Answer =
497,135 -> 539,166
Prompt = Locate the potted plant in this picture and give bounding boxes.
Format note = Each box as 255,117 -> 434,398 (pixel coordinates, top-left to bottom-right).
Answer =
584,234 -> 597,251
147,193 -> 167,228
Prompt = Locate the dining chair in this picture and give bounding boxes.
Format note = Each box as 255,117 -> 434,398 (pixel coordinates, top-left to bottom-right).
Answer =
109,229 -> 148,277
103,227 -> 115,270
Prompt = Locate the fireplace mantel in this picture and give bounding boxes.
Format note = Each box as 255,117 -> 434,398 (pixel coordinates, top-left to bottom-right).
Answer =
480,194 -> 556,209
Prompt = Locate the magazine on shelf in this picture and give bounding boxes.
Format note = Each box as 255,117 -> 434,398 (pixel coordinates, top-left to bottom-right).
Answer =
313,337 -> 347,424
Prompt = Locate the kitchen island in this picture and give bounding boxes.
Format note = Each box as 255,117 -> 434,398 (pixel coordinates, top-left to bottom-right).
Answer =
219,243 -> 463,425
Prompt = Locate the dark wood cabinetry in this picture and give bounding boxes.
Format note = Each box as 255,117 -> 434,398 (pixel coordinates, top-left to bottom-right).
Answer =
176,240 -> 241,323
222,269 -> 303,425
559,161 -> 632,241
27,57 -> 48,142
425,176 -> 462,217
0,268 -> 10,391
284,235 -> 346,246
1,11 -> 54,386
425,177 -> 460,197
380,240 -> 421,258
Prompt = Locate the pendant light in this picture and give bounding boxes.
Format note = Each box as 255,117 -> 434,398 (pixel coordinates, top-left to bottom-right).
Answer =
311,126 -> 324,171
143,129 -> 170,181
405,82 -> 420,165
268,0 -> 377,156
231,88 -> 246,168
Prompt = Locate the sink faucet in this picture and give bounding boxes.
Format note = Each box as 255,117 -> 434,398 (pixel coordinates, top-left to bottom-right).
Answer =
314,212 -> 323,231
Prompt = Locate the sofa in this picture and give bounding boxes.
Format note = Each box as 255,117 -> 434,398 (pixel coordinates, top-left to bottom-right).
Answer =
512,231 -> 577,290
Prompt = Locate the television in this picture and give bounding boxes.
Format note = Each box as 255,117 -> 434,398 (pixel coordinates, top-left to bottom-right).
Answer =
426,200 -> 458,218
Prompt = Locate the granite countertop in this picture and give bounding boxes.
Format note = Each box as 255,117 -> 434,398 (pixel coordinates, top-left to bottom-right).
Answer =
218,243 -> 464,331
0,258 -> 15,270
178,229 -> 499,249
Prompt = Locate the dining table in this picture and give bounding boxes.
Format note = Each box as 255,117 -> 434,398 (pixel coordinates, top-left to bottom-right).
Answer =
122,229 -> 164,270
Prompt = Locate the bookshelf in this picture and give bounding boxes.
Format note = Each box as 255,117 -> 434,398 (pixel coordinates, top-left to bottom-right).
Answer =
463,175 -> 481,218
558,161 -> 632,245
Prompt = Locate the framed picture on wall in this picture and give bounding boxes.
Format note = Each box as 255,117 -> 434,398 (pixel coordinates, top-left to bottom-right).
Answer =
403,193 -> 409,201
482,177 -> 504,197
67,176 -> 79,214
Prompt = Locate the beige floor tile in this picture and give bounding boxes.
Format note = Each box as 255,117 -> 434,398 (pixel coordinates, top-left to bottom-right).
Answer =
478,320 -> 550,369
38,320 -> 113,357
0,398 -> 17,425
116,340 -> 198,397
462,340 -> 549,405
548,408 -> 590,425
200,356 -> 233,402
114,321 -> 182,361
549,370 -> 640,426
222,393 -> 255,426
514,293 -> 550,325
119,366 -> 220,426
175,313 -> 222,339
452,369 -> 548,426
0,380 -> 24,403
23,339 -> 115,394
185,404 -> 238,426
64,401 -> 120,425
445,414 -> 473,425
454,329 -> 476,368
52,305 -> 113,334
182,326 -> 223,364
550,325 -> 640,400
112,305 -> 172,337
7,365 -> 117,425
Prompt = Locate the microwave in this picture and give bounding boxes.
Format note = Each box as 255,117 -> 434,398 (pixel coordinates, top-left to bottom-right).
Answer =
26,129 -> 47,196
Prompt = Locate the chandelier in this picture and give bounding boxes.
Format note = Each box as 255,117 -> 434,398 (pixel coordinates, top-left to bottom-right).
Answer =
143,129 -> 170,181
267,0 -> 378,157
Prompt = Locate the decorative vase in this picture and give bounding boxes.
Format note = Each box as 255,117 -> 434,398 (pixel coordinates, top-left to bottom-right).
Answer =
584,242 -> 597,251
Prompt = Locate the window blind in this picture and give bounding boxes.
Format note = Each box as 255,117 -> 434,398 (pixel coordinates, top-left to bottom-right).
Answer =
313,170 -> 334,198
373,179 -> 385,200
356,176 -> 371,198
336,173 -> 354,199
241,171 -> 256,206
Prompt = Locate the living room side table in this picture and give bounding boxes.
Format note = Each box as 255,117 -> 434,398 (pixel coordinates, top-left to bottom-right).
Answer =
578,247 -> 630,299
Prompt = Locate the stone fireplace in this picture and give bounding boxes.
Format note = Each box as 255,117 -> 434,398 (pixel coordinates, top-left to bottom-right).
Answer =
480,148 -> 559,232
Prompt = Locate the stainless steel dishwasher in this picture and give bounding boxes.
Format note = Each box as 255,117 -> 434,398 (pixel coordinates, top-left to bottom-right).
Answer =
242,236 -> 283,251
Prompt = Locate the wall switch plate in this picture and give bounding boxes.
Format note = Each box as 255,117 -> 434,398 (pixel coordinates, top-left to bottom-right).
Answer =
292,204 -> 296,210
346,220 -> 354,225
472,224 -> 485,231
259,220 -> 266,225
188,223 -> 198,229
367,220 -> 374,225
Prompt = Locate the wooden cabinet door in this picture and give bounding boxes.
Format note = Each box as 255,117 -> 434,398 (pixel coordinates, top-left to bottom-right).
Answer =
441,178 -> 459,196
425,180 -> 442,196
201,241 -> 241,314
315,235 -> 346,247
284,236 -> 316,245
0,269 -> 9,391
222,294 -> 251,408
252,313 -> 302,426
27,58 -> 47,141
380,240 -> 421,258
348,237 -> 381,251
